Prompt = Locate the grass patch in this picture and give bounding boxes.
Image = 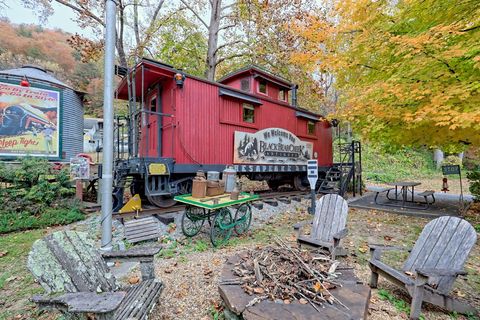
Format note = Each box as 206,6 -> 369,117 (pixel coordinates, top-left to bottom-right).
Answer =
378,289 -> 424,319
362,145 -> 439,183
0,229 -> 46,319
0,207 -> 85,234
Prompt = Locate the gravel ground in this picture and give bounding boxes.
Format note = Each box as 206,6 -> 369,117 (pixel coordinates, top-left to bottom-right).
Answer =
133,198 -> 479,320
66,192 -> 479,320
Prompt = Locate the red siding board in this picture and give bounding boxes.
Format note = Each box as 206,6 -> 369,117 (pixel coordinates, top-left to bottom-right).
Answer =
137,70 -> 333,167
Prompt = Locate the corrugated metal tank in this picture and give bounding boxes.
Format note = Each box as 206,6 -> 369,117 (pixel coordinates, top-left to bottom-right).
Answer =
0,65 -> 84,160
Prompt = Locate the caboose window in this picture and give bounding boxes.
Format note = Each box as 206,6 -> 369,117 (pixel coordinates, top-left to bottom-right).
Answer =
278,89 -> 286,101
150,96 -> 157,112
258,79 -> 267,94
241,79 -> 250,92
242,103 -> 255,123
307,121 -> 315,135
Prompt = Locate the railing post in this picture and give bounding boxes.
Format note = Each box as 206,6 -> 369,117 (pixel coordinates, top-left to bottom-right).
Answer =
352,141 -> 355,197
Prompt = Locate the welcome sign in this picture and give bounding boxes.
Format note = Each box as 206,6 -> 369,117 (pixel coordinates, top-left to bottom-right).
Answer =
234,128 -> 313,165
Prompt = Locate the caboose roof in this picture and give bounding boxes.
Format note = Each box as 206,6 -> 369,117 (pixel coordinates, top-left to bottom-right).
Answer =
116,58 -> 323,119
218,65 -> 293,89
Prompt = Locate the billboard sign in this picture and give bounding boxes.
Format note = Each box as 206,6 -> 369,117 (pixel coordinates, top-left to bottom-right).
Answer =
234,128 -> 313,165
0,81 -> 60,158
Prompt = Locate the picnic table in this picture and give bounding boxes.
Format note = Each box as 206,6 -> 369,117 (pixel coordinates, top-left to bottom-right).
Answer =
386,181 -> 421,206
174,192 -> 259,247
373,181 -> 435,210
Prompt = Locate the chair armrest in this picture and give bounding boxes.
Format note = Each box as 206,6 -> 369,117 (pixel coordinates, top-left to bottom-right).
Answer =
102,245 -> 161,262
333,228 -> 348,240
32,291 -> 126,314
369,244 -> 410,260
416,268 -> 467,278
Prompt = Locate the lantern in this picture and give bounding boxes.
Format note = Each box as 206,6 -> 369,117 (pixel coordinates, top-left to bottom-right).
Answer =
174,71 -> 185,87
20,76 -> 30,87
441,177 -> 449,193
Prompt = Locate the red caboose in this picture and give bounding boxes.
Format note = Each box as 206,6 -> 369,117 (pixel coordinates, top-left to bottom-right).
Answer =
113,58 -> 333,209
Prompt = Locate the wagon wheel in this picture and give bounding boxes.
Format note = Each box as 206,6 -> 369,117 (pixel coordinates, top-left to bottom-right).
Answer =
181,206 -> 205,237
210,208 -> 233,247
234,203 -> 252,235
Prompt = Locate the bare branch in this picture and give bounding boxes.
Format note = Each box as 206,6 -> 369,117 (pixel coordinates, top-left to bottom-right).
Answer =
53,0 -> 105,26
218,23 -> 236,31
179,0 -> 208,29
151,0 -> 165,22
221,3 -> 235,11
216,52 -> 247,66
214,40 -> 244,55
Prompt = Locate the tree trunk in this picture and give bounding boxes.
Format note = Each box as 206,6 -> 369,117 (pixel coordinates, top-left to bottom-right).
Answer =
205,0 -> 221,80
433,149 -> 444,169
116,3 -> 128,67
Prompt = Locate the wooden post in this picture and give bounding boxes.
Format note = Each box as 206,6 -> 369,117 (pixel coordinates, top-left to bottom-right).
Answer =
76,179 -> 83,200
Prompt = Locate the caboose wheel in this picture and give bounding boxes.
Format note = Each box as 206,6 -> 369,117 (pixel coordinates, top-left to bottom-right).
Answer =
293,175 -> 308,192
234,204 -> 252,235
146,194 -> 176,208
210,208 -> 233,247
181,206 -> 205,237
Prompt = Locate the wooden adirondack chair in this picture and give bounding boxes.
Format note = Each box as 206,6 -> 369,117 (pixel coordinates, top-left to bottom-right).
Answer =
27,230 -> 164,320
294,194 -> 349,259
369,216 -> 477,319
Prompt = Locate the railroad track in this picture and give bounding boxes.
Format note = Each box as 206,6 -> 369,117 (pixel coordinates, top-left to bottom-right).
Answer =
108,189 -> 310,221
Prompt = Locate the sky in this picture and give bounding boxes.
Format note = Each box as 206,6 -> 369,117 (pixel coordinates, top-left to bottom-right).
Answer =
3,1 -> 95,38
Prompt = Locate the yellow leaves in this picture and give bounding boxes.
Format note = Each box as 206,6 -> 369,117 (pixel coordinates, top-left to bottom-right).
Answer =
313,281 -> 322,293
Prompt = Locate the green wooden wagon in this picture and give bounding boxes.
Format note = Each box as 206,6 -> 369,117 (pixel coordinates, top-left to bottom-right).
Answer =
174,192 -> 259,247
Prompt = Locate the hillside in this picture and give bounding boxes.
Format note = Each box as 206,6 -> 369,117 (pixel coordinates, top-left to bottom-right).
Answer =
0,18 -> 103,116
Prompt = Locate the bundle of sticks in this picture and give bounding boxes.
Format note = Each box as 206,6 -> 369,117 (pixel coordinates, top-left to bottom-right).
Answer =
220,237 -> 348,312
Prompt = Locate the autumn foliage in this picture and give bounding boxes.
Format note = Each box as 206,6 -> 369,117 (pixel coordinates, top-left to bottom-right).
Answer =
0,19 -> 103,116
292,0 -> 480,148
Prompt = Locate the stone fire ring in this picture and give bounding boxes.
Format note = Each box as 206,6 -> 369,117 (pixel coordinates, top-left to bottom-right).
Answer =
218,254 -> 371,320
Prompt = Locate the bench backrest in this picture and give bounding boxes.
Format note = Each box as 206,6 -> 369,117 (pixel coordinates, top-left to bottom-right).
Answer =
311,194 -> 348,243
402,216 -> 477,293
27,231 -> 118,294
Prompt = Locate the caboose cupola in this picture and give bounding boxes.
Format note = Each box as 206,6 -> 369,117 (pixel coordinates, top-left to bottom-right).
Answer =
218,66 -> 294,105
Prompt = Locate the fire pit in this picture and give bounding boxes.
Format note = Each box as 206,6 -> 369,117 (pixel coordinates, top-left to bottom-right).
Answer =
218,239 -> 370,319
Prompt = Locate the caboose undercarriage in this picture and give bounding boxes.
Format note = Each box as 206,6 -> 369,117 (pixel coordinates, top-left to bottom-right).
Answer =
112,156 -> 330,210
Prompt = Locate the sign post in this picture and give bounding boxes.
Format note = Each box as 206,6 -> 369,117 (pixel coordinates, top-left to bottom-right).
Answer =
441,165 -> 464,212
307,160 -> 318,214
70,156 -> 90,201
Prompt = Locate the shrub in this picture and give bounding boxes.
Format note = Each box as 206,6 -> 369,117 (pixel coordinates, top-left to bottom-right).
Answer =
0,157 -> 83,233
442,155 -> 463,168
467,169 -> 480,202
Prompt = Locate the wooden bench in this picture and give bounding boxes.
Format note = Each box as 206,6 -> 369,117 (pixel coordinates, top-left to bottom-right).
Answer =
294,194 -> 349,259
369,216 -> 477,319
417,190 -> 435,208
27,230 -> 164,319
124,216 -> 161,244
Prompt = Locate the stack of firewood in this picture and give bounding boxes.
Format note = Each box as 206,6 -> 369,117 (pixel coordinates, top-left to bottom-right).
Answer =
220,238 -> 348,312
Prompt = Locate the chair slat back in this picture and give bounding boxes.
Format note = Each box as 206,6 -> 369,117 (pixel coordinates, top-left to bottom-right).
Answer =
402,216 -> 476,293
311,194 -> 348,242
27,231 -> 118,294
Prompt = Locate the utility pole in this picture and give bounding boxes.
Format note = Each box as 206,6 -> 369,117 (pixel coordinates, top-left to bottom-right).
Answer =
100,0 -> 117,251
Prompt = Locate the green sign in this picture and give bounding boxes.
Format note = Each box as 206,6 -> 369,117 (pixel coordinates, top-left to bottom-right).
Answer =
442,165 -> 461,175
